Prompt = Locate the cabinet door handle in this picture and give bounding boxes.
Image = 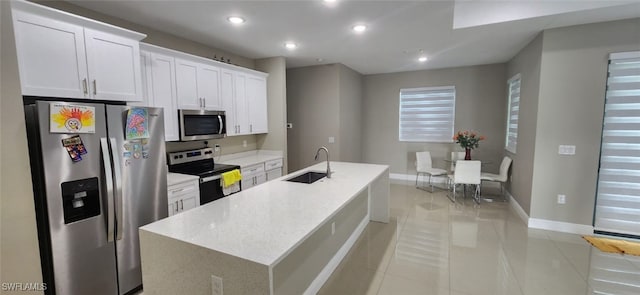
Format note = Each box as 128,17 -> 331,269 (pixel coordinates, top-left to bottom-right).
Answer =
180,199 -> 184,210
170,188 -> 184,194
250,124 -> 253,133
82,79 -> 88,94
175,201 -> 179,212
93,80 -> 97,95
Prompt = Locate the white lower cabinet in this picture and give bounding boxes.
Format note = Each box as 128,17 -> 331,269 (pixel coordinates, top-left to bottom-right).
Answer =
167,178 -> 199,216
241,163 -> 267,191
265,158 -> 283,181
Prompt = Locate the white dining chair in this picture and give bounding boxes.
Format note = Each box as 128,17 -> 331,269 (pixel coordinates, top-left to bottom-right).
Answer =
450,151 -> 466,172
481,156 -> 512,201
447,160 -> 481,203
416,151 -> 448,192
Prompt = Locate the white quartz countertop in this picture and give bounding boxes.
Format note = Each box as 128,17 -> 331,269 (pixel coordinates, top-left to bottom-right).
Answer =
167,172 -> 199,186
141,161 -> 388,266
218,154 -> 282,168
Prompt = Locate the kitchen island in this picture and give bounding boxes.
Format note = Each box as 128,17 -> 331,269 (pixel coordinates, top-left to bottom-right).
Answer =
139,161 -> 389,295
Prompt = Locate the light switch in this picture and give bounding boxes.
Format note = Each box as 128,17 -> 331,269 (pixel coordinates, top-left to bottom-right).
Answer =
558,145 -> 576,155
328,137 -> 335,143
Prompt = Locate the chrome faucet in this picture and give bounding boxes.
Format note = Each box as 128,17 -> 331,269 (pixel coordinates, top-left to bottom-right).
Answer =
314,146 -> 331,178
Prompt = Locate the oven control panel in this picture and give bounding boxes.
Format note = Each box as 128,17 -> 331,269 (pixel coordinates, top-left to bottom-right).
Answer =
168,148 -> 214,165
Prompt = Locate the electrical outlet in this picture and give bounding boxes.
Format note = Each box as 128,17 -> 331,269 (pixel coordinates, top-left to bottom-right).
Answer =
331,222 -> 335,235
242,140 -> 247,148
214,144 -> 220,152
328,136 -> 335,144
557,194 -> 566,204
211,275 -> 223,295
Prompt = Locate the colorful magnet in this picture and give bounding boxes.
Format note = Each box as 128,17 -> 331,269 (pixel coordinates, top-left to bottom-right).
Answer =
133,152 -> 141,159
125,108 -> 149,140
50,103 -> 95,134
142,152 -> 149,159
133,143 -> 142,152
123,143 -> 132,151
123,152 -> 132,158
62,135 -> 87,162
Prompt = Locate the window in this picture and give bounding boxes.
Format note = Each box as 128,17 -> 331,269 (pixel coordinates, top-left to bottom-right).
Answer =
594,51 -> 640,237
399,86 -> 455,142
505,74 -> 521,153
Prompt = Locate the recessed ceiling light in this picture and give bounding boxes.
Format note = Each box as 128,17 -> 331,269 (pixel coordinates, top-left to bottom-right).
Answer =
418,56 -> 428,62
285,42 -> 298,50
352,25 -> 367,33
323,0 -> 337,3
227,16 -> 245,24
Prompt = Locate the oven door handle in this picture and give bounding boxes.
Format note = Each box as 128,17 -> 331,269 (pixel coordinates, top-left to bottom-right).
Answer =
201,175 -> 221,183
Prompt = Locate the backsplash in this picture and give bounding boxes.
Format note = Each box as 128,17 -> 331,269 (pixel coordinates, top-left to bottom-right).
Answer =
165,134 -> 258,154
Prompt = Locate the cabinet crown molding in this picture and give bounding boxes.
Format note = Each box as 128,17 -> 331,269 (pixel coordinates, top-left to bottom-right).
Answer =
11,0 -> 146,41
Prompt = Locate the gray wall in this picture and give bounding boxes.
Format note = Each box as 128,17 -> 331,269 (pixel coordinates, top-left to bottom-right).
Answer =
338,64 -> 363,164
1,0 -> 44,289
287,65 -> 341,172
286,64 -> 364,172
529,18 -> 640,225
506,33 -> 543,215
256,57 -> 289,173
362,64 -> 507,175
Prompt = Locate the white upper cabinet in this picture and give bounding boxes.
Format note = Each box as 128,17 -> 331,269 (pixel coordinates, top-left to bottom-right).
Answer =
175,58 -> 221,110
84,28 -> 142,101
219,69 -> 267,136
12,10 -> 88,98
247,75 -> 268,134
11,1 -> 145,101
148,51 -> 179,141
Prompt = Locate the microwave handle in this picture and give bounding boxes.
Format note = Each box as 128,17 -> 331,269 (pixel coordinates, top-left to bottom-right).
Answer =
218,115 -> 223,134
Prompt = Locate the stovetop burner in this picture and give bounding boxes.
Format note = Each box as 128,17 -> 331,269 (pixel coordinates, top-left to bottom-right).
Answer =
167,148 -> 240,177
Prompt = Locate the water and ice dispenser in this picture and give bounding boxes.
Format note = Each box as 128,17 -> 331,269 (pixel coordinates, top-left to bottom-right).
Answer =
61,177 -> 100,224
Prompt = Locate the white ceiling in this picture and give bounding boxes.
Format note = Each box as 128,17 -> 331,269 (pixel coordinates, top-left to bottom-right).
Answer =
67,0 -> 640,75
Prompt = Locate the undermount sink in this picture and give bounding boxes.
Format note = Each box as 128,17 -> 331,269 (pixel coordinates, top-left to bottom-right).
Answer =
285,171 -> 327,184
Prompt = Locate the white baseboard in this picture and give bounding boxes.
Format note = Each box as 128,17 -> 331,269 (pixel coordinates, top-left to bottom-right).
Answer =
506,190 -> 530,225
528,218 -> 594,235
303,214 -> 369,295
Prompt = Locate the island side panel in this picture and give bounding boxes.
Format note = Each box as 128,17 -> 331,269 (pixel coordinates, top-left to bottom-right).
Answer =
139,230 -> 271,295
369,167 -> 390,223
271,190 -> 368,295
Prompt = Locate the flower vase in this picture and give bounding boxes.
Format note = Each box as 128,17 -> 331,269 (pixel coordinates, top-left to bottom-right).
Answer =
465,148 -> 471,160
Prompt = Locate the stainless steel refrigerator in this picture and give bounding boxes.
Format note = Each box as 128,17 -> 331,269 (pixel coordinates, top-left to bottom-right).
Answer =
24,100 -> 168,295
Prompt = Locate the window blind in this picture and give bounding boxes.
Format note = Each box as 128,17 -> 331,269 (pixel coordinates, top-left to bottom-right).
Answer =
505,74 -> 521,153
594,51 -> 640,237
399,86 -> 455,142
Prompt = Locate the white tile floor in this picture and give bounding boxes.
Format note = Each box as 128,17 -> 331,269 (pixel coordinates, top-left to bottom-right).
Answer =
317,183 -> 640,295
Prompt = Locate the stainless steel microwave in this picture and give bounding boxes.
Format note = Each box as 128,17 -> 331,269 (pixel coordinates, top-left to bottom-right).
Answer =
178,109 -> 226,141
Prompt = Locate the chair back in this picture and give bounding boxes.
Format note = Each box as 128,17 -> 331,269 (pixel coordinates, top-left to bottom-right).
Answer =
450,151 -> 466,171
497,157 -> 513,181
454,160 -> 481,185
416,151 -> 433,171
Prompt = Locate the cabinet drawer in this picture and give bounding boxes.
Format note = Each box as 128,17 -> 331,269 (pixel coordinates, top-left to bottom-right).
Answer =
265,158 -> 283,171
242,163 -> 265,176
168,180 -> 198,198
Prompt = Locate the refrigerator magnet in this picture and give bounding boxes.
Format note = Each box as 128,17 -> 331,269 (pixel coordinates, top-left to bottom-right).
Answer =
123,152 -> 132,158
125,108 -> 149,140
142,152 -> 149,159
133,152 -> 141,159
62,135 -> 87,162
50,103 -> 96,134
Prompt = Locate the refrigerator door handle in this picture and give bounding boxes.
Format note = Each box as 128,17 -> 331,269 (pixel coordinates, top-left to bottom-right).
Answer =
100,138 -> 116,242
110,138 -> 124,241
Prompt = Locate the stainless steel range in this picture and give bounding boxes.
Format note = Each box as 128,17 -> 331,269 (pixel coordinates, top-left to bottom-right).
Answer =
167,148 -> 241,205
